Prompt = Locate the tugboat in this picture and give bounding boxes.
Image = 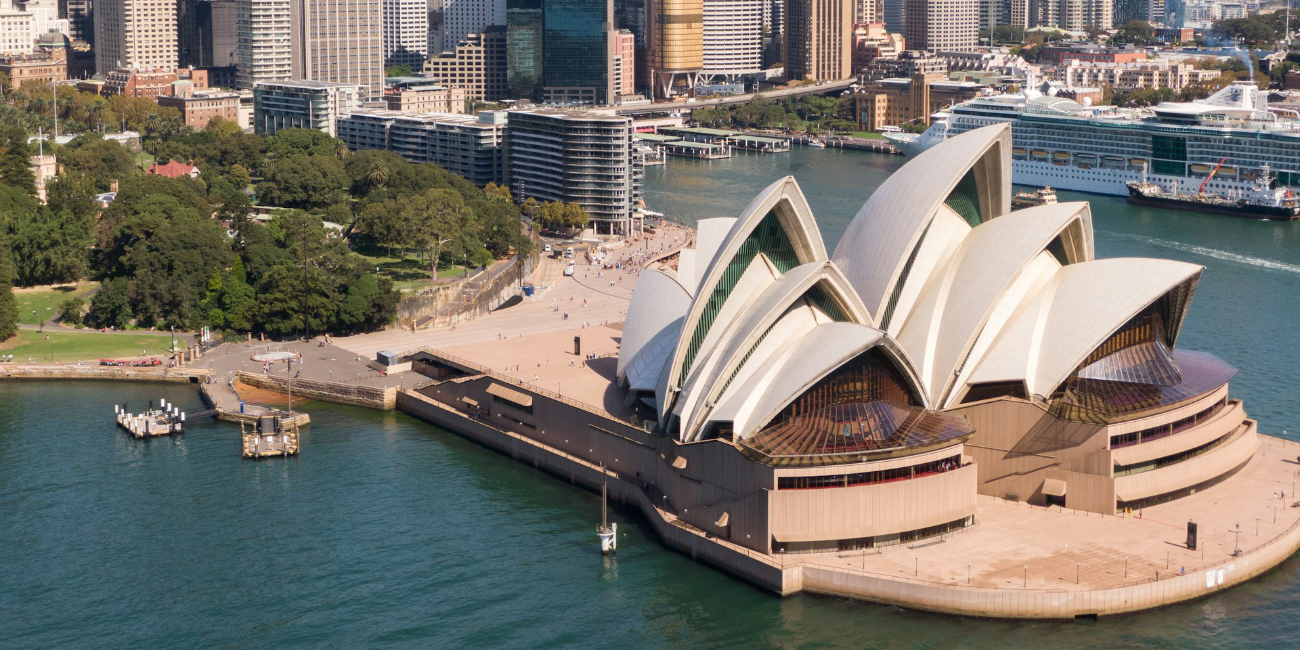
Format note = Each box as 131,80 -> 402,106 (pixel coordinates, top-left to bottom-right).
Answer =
1125,162 -> 1300,220
1011,186 -> 1058,210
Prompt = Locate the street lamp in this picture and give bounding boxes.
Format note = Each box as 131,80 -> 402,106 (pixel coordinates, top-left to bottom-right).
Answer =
1124,556 -> 1129,579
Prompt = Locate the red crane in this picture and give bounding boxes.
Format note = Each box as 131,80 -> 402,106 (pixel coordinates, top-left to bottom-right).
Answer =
1198,158 -> 1230,194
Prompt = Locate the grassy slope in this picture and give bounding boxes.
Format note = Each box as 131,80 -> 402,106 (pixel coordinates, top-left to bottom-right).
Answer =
14,283 -> 98,325
0,330 -> 175,363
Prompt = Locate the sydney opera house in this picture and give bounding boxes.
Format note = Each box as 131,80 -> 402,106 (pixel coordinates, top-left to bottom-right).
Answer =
615,123 -> 1257,553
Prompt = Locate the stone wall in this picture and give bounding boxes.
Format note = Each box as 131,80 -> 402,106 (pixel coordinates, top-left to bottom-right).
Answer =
237,371 -> 397,410
0,365 -> 210,383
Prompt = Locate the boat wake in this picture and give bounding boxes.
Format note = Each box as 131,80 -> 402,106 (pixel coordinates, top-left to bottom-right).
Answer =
1100,232 -> 1300,275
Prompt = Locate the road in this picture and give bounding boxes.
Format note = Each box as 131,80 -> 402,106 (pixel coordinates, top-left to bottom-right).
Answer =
614,78 -> 857,116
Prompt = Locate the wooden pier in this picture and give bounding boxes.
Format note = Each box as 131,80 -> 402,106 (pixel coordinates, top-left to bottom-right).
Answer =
241,415 -> 301,459
115,405 -> 184,438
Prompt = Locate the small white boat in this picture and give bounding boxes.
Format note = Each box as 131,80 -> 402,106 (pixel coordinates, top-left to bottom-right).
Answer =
806,139 -> 826,149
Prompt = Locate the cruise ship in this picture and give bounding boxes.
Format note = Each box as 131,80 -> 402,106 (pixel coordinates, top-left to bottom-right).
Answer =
898,81 -> 1300,197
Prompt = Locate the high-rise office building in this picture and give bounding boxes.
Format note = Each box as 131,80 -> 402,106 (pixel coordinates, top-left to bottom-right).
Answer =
904,0 -> 977,52
94,0 -> 178,74
853,0 -> 878,22
784,0 -> 851,80
291,0 -> 384,99
64,0 -> 93,44
236,0 -> 291,88
505,0 -> 542,98
443,0 -> 503,52
613,27 -> 633,95
979,0 -> 1005,33
423,27 -> 507,99
540,0 -> 615,104
0,6 -> 34,57
205,0 -> 237,67
882,0 -> 903,32
383,0 -> 428,67
702,0 -> 763,76
177,0 -> 203,66
645,0 -> 702,97
613,0 -> 643,46
1032,0 -> 1112,30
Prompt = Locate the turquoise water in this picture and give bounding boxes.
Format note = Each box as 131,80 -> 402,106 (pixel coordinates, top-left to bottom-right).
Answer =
3,148 -> 1300,648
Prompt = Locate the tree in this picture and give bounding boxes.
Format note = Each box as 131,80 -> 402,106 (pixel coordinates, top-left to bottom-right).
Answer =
256,154 -> 347,209
403,188 -> 467,278
363,160 -> 390,192
385,64 -> 413,77
356,198 -> 411,256
58,296 -> 85,325
87,277 -> 133,328
0,240 -> 16,342
483,181 -> 512,202
264,128 -> 342,160
0,127 -> 36,195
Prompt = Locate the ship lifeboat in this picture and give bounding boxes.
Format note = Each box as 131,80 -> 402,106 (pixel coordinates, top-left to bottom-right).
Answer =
1189,163 -> 1212,175
1217,166 -> 1237,179
1241,169 -> 1259,180
1013,148 -> 1028,159
1102,155 -> 1125,169
1129,158 -> 1148,167
1053,152 -> 1071,166
1031,150 -> 1049,160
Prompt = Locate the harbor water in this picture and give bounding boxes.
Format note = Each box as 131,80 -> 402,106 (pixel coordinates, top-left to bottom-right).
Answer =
2,146 -> 1300,648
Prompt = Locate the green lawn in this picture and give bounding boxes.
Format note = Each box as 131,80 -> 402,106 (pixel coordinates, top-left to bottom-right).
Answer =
352,248 -> 474,292
135,152 -> 156,169
0,330 -> 177,363
15,283 -> 97,325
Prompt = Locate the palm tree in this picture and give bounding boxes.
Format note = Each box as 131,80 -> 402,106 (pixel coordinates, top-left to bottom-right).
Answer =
333,138 -> 348,159
364,161 -> 389,191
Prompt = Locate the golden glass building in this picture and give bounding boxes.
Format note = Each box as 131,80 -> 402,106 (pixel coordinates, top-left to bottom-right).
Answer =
645,0 -> 703,98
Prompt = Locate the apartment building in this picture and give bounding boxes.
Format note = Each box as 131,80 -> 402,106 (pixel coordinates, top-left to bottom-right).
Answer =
382,80 -> 467,113
292,0 -> 384,99
506,109 -> 643,235
253,79 -> 361,136
236,0 -> 293,88
336,108 -> 506,185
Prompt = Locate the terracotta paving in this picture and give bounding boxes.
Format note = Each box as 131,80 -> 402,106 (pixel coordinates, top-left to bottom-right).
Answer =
790,436 -> 1300,591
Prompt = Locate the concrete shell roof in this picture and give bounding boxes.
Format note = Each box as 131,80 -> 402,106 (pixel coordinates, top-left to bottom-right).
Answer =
691,218 -> 737,292
617,269 -> 692,381
663,176 -> 828,402
832,124 -> 1012,322
677,261 -> 873,439
968,257 -> 1203,399
709,322 -> 887,440
895,202 -> 1092,406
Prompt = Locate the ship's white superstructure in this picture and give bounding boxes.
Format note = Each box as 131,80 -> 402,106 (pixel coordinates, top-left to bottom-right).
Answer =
897,81 -> 1300,198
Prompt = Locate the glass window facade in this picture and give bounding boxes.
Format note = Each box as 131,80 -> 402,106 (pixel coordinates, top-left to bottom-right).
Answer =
542,0 -> 612,104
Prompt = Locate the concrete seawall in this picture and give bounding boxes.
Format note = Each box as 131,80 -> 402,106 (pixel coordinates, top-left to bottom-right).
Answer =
237,371 -> 397,410
0,365 -> 210,383
397,390 -> 796,594
396,385 -> 1300,619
